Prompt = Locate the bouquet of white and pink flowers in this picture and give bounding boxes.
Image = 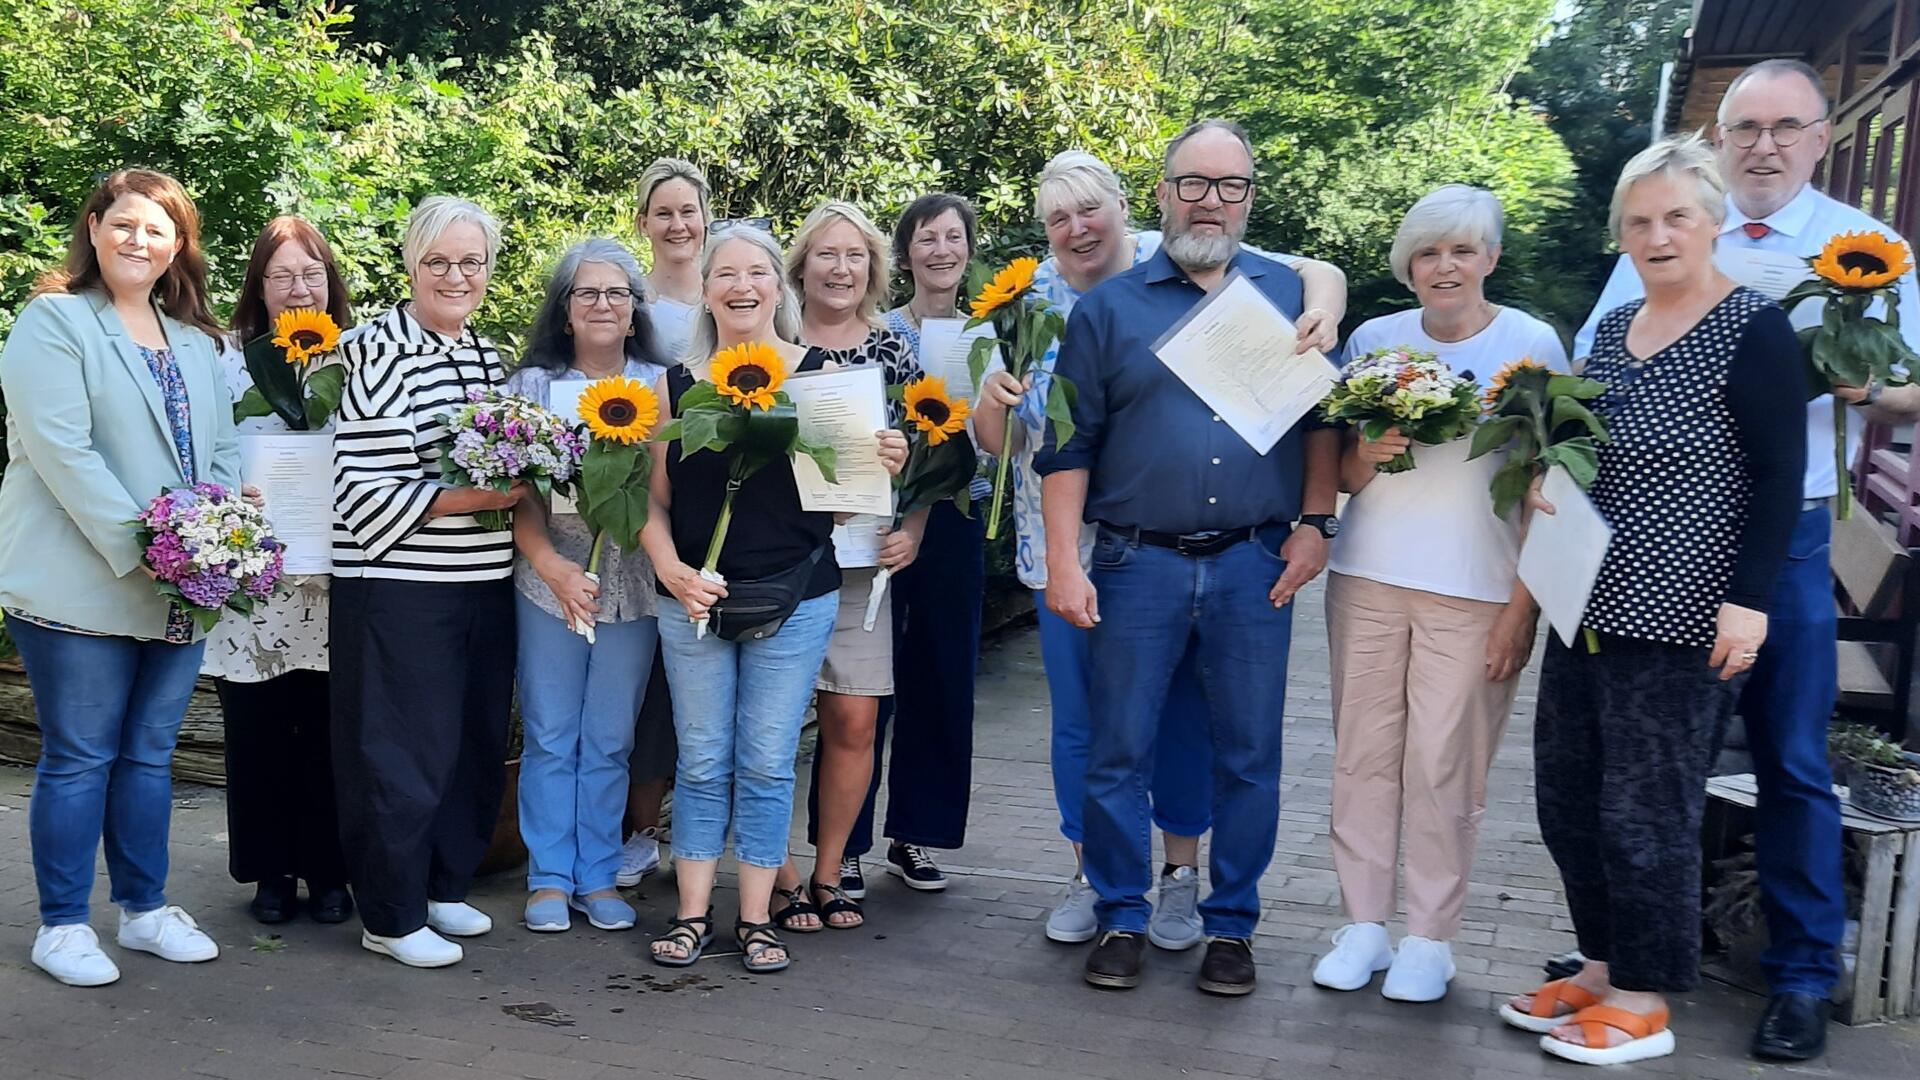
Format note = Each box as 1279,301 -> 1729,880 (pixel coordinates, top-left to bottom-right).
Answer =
132,482 -> 286,633
1319,346 -> 1481,473
439,388 -> 587,530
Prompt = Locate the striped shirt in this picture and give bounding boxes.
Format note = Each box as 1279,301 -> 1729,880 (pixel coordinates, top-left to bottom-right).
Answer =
331,303 -> 513,581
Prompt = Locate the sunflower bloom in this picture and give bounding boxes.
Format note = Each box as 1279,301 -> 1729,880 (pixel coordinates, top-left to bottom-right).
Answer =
1811,231 -> 1913,290
271,308 -> 340,365
969,257 -> 1041,319
711,342 -> 787,410
1483,357 -> 1548,408
578,376 -> 659,444
903,375 -> 971,446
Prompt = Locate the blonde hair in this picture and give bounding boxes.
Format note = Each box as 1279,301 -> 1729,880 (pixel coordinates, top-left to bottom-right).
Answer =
1034,149 -> 1128,222
1388,185 -> 1505,288
634,158 -> 712,234
402,196 -> 501,272
786,200 -> 891,325
1609,134 -> 1727,242
684,228 -> 801,363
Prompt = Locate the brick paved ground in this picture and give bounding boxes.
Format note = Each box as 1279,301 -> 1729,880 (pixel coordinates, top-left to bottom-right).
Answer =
1,578 -> 1916,1079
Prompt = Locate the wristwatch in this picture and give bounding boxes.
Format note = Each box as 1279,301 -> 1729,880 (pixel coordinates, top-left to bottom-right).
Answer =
1298,513 -> 1340,539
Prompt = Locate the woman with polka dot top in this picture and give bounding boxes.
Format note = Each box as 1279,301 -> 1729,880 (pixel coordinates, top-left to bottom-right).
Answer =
1500,136 -> 1805,1066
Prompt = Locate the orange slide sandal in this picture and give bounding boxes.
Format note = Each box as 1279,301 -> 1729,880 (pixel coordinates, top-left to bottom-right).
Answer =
1539,1004 -> 1675,1066
1497,977 -> 1601,1034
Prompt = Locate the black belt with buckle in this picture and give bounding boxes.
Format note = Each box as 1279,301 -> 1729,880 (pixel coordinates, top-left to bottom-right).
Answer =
1100,523 -> 1262,557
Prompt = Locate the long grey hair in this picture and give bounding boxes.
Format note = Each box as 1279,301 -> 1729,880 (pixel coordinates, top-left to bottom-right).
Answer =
519,237 -> 662,374
684,226 -> 802,364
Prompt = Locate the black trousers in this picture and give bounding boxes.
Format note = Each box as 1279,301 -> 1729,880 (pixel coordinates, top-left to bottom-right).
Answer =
218,669 -> 347,886
812,500 -> 984,854
330,577 -> 515,937
1534,633 -> 1740,992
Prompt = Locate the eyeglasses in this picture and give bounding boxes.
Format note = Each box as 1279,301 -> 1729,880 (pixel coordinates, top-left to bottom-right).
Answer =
264,268 -> 327,291
569,286 -> 635,307
1168,174 -> 1253,204
710,216 -> 775,236
420,256 -> 489,279
1723,118 -> 1825,149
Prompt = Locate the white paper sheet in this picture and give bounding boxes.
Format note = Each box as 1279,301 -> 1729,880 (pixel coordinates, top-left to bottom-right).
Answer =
786,366 -> 894,516
1516,466 -> 1613,649
240,432 -> 336,575
831,514 -> 886,569
547,380 -> 593,516
1151,271 -> 1339,455
1715,247 -> 1805,301
917,317 -> 1000,403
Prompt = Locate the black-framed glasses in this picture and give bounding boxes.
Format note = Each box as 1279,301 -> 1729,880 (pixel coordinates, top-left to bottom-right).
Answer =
420,256 -> 488,279
569,286 -> 635,307
1168,174 -> 1253,203
1723,118 -> 1825,149
264,268 -> 327,291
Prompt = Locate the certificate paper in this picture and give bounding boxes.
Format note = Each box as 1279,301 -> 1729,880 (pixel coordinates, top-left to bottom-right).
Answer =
1517,466 -> 1613,649
240,432 -> 336,575
547,380 -> 592,516
831,514 -> 886,569
786,366 -> 894,516
917,317 -> 1000,403
1151,271 -> 1338,455
1715,247 -> 1804,301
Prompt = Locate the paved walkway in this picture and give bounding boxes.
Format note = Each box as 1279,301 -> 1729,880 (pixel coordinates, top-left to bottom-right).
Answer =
1,579 -> 1915,1079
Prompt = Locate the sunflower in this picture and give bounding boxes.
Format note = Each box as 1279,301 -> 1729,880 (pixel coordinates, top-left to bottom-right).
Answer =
903,375 -> 971,445
578,376 -> 659,443
969,257 -> 1041,319
270,308 -> 340,365
1483,357 -> 1548,408
710,341 -> 787,410
1811,231 -> 1913,290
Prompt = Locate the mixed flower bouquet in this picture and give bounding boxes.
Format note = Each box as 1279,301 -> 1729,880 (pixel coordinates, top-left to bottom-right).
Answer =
862,374 -> 979,630
965,257 -> 1073,539
439,388 -> 587,530
1319,346 -> 1481,473
564,376 -> 662,643
233,308 -> 347,430
132,483 -> 286,633
1783,230 -> 1920,518
1467,358 -> 1610,518
658,341 -> 837,638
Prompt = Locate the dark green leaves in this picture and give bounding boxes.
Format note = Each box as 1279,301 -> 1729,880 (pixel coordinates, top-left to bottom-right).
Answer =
577,439 -> 650,556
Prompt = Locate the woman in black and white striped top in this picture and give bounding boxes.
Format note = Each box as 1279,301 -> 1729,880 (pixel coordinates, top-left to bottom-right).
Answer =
330,196 -> 524,970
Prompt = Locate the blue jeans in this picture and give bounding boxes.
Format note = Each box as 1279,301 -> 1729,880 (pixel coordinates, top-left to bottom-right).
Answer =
1084,526 -> 1294,939
657,591 -> 837,868
1035,594 -> 1213,842
10,618 -> 205,925
1737,506 -> 1844,995
514,593 -> 657,895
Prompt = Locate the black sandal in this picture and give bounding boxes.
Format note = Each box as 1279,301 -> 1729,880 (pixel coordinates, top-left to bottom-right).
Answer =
772,884 -> 824,933
810,880 -> 865,929
649,909 -> 714,968
735,919 -> 791,973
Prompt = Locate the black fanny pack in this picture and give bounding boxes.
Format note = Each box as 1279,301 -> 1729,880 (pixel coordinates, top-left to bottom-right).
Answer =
708,545 -> 828,641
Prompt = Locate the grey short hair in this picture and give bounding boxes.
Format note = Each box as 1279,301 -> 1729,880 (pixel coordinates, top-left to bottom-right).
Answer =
402,195 -> 501,271
786,199 -> 891,325
635,157 -> 712,232
1608,134 -> 1727,242
1388,185 -> 1505,287
684,227 -> 801,363
1162,118 -> 1255,177
1719,59 -> 1831,123
1035,150 -> 1128,222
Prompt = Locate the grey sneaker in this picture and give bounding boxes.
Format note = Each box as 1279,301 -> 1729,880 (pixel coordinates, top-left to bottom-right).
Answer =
1046,875 -> 1098,943
1147,865 -> 1204,951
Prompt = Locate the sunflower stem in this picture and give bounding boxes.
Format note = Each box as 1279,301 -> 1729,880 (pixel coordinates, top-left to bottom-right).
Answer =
703,479 -> 741,572
586,529 -> 608,576
986,421 -> 1014,541
1835,395 -> 1852,520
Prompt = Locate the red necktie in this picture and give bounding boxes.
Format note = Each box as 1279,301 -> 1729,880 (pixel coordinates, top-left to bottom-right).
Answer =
1742,222 -> 1772,240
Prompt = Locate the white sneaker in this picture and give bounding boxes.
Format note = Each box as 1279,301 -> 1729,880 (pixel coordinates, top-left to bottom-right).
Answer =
362,926 -> 463,968
616,828 -> 662,887
32,925 -> 120,987
1046,875 -> 1098,943
1311,922 -> 1393,991
116,906 -> 219,963
1381,935 -> 1455,1002
426,900 -> 492,937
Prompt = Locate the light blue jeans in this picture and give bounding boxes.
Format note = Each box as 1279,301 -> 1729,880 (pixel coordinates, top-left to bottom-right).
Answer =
514,593 -> 657,895
656,591 -> 838,868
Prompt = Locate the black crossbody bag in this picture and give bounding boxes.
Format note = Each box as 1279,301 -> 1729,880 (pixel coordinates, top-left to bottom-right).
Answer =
707,545 -> 829,641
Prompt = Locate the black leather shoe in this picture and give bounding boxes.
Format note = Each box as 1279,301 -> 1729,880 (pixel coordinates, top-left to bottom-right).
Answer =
248,876 -> 297,925
308,883 -> 354,924
1197,937 -> 1257,996
1751,992 -> 1829,1061
1083,930 -> 1145,989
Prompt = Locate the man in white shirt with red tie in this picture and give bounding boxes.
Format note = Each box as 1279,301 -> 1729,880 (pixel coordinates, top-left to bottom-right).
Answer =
1574,58 -> 1920,1063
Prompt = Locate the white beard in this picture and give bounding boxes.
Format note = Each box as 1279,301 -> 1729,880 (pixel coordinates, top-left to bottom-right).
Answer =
1162,224 -> 1241,271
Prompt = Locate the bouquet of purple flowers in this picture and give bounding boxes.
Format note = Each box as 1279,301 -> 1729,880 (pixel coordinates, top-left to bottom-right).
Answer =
133,483 -> 286,633
438,388 -> 586,530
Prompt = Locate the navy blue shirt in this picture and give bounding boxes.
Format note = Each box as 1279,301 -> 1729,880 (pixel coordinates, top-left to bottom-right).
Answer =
1034,247 -> 1310,533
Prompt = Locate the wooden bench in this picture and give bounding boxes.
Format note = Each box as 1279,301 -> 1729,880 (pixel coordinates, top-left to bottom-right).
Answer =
1831,509 -> 1919,737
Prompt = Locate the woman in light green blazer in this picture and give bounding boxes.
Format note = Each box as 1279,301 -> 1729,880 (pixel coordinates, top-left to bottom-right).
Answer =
0,169 -> 241,988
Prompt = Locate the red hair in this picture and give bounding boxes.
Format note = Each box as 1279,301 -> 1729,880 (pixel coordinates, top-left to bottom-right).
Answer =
33,169 -> 221,337
230,216 -> 355,344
